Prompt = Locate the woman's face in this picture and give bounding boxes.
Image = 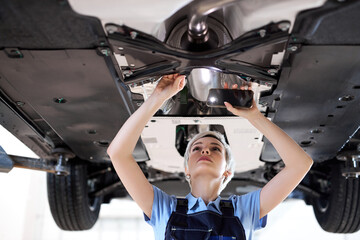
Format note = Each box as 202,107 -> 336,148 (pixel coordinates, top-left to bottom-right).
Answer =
186,136 -> 228,179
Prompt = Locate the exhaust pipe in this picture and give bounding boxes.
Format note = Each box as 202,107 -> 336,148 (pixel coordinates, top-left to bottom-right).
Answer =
188,0 -> 237,43
187,68 -> 243,102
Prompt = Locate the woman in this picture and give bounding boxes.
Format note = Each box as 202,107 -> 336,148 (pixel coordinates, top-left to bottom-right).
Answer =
107,74 -> 313,240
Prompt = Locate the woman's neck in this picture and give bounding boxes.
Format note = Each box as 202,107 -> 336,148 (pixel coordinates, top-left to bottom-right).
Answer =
190,176 -> 222,205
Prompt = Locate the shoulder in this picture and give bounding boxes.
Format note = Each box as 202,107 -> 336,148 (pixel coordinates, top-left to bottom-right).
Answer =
146,185 -> 177,226
229,189 -> 262,222
229,189 -> 267,231
230,189 -> 261,208
151,185 -> 178,213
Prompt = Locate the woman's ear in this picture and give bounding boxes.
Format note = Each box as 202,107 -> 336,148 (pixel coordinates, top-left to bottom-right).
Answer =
223,170 -> 231,177
185,166 -> 189,175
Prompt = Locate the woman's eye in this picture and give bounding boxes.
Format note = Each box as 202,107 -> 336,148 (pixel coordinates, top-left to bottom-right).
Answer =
192,147 -> 200,152
212,147 -> 220,151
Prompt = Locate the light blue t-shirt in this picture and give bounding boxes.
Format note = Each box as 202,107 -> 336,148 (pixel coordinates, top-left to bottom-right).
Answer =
144,185 -> 267,240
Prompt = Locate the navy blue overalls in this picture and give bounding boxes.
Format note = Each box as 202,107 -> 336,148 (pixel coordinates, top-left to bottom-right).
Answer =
164,198 -> 246,240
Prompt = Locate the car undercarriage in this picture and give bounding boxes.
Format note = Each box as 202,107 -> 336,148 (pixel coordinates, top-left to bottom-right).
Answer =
1,0 -> 360,233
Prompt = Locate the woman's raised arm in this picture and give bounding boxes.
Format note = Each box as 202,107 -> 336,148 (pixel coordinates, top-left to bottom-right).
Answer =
224,85 -> 313,219
107,74 -> 186,219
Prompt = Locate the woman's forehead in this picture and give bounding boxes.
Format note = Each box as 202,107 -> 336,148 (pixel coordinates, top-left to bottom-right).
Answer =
192,136 -> 223,147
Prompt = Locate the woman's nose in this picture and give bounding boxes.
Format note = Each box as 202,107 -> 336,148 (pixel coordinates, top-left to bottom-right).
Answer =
201,148 -> 210,155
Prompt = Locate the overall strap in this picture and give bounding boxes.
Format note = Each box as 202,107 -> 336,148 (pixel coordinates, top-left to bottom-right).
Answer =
220,200 -> 234,217
176,198 -> 188,214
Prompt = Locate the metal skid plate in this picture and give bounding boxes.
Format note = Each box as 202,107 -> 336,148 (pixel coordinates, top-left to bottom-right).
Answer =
262,46 -> 360,162
0,50 -> 148,162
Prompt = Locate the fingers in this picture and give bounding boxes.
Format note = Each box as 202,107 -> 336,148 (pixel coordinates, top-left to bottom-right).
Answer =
169,75 -> 186,92
224,101 -> 232,109
224,101 -> 237,115
176,75 -> 186,90
224,83 -> 239,89
161,74 -> 181,83
240,83 -> 252,91
224,83 -> 251,90
162,73 -> 179,80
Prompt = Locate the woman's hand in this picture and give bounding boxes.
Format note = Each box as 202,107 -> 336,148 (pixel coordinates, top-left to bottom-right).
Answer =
223,82 -> 261,120
152,74 -> 186,102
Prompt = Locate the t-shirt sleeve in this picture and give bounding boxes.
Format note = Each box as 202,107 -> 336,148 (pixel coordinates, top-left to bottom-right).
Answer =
144,185 -> 176,227
232,189 -> 267,231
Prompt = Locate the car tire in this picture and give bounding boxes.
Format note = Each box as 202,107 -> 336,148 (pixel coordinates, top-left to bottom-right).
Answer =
312,162 -> 360,233
47,162 -> 102,230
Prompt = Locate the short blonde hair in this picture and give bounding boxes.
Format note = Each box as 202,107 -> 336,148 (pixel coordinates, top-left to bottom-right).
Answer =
183,131 -> 235,193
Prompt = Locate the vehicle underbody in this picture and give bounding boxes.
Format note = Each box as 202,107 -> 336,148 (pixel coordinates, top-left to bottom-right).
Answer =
1,0 -> 360,233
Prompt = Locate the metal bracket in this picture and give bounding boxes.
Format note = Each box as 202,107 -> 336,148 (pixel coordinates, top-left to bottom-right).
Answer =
4,48 -> 23,58
52,147 -> 75,176
97,47 -> 112,57
337,149 -> 360,178
106,21 -> 289,85
0,145 -> 75,175
0,146 -> 14,173
7,155 -> 58,173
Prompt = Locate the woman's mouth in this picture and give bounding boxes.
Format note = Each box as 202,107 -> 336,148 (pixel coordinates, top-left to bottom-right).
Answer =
197,156 -> 212,162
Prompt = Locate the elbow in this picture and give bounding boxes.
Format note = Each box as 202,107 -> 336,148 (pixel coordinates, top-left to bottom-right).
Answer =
106,149 -> 113,160
107,139 -> 123,159
309,157 -> 314,166
106,144 -> 115,160
309,158 -> 314,168
290,156 -> 313,173
302,151 -> 314,170
305,156 -> 314,171
106,148 -> 112,158
106,143 -> 128,162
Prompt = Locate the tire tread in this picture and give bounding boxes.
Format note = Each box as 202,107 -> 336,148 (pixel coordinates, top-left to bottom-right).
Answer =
47,163 -> 101,230
313,163 -> 360,233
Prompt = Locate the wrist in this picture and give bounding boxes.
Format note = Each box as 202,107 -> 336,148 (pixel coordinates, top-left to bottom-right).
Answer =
148,91 -> 167,105
246,110 -> 264,122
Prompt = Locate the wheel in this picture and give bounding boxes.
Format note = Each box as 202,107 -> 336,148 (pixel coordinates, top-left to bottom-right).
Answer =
47,162 -> 102,230
312,162 -> 360,233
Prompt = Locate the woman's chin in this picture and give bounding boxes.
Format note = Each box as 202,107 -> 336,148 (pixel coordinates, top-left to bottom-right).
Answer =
191,167 -> 222,179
